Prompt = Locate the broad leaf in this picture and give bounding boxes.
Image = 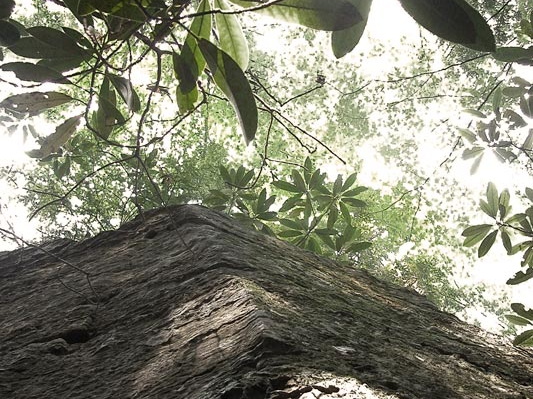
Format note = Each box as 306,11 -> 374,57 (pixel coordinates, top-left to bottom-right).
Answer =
507,267 -> 533,285
227,0 -> 362,31
214,0 -> 249,70
0,62 -> 70,83
26,114 -> 82,159
511,303 -> 533,320
0,20 -> 20,47
0,91 -> 72,116
198,39 -> 257,143
107,73 -> 141,112
486,182 -> 499,218
513,329 -> 533,346
478,229 -> 497,257
27,26 -> 87,55
399,0 -> 495,52
331,0 -> 372,58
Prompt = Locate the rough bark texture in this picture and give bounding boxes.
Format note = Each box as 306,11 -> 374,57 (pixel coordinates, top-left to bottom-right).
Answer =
0,204 -> 532,399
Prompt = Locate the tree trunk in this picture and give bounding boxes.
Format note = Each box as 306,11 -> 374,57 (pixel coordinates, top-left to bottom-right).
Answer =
0,205 -> 532,399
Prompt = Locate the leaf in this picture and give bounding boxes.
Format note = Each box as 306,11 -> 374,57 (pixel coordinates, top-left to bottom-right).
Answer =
0,20 -> 20,47
477,229 -> 497,257
107,73 -> 141,112
502,86 -> 526,98
227,0 -> 362,31
462,146 -> 484,160
398,0 -> 495,52
499,189 -> 510,219
331,0 -> 372,58
507,267 -> 533,285
292,169 -> 307,192
463,108 -> 487,118
274,180 -> 300,193
462,224 -> 493,237
341,172 -> 358,192
469,153 -> 483,175
8,36 -> 82,59
505,315 -> 532,326
0,91 -> 72,116
0,62 -> 70,83
349,241 -> 372,252
458,127 -> 476,143
501,230 -> 512,254
503,109 -> 527,128
526,188 -> 533,203
27,26 -> 86,55
26,114 -> 82,159
513,329 -> 533,346
511,303 -> 533,320
485,182 -> 499,218
341,197 -> 366,207
278,229 -> 303,238
214,0 -> 249,70
523,130 -> 533,152
94,76 -> 124,139
198,38 -> 257,144
279,218 -> 303,231
520,95 -> 533,118
493,46 -> 533,62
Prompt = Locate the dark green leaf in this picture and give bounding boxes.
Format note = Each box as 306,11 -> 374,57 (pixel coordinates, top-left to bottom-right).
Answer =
505,315 -> 532,326
349,241 -> 372,252
342,197 -> 366,207
331,0 -> 372,58
513,329 -> 533,346
0,20 -> 20,47
273,180 -> 301,193
398,0 -> 495,52
477,229 -> 497,257
493,46 -> 533,62
0,62 -> 70,83
462,224 -> 493,237
278,229 -> 302,238
107,73 -> 141,112
27,114 -> 82,159
507,267 -> 533,285
292,169 -> 306,192
198,38 -> 257,143
501,230 -> 512,254
511,303 -> 533,320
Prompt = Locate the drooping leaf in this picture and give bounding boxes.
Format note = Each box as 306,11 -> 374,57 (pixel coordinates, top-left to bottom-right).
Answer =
198,38 -> 257,143
0,62 -> 70,83
26,114 -> 82,159
486,182 -> 499,218
0,91 -> 72,116
398,0 -> 495,52
501,230 -> 512,254
331,0 -> 372,58
477,229 -> 497,257
227,0 -> 362,31
94,76 -> 124,139
107,73 -> 141,112
214,0 -> 249,70
27,26 -> 87,55
0,19 -> 20,47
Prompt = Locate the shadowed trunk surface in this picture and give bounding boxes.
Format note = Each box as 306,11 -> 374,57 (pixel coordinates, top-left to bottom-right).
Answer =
0,205 -> 532,399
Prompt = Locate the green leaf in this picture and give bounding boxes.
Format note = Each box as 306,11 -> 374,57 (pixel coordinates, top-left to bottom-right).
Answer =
0,91 -> 72,116
0,20 -> 20,47
520,95 -> 533,118
526,188 -> 533,203
511,303 -> 533,320
462,146 -> 484,160
107,73 -> 141,112
341,197 -> 366,207
513,329 -> 533,346
8,36 -> 81,59
94,76 -> 124,139
503,109 -> 527,128
341,172 -> 358,192
278,229 -> 303,238
507,267 -> 533,285
27,26 -> 86,55
499,189 -> 510,219
502,87 -> 526,98
461,224 -> 493,237
493,46 -> 533,62
339,201 -> 351,224
292,169 -> 307,192
331,0 -> 372,58
501,230 -> 512,254
214,0 -> 249,70
342,186 -> 368,197
505,315 -> 532,326
0,62 -> 70,83
523,130 -> 533,152
279,218 -> 303,231
486,182 -> 499,218
349,241 -> 372,252
198,38 -> 257,144
273,180 -> 301,193
477,229 -> 497,257
458,127 -> 477,144
26,114 -> 82,159
398,0 -> 495,52
227,0 -> 362,31
176,85 -> 199,114
463,108 -> 487,118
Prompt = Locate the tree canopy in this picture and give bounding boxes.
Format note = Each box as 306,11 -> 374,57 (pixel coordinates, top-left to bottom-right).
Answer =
0,0 -> 532,344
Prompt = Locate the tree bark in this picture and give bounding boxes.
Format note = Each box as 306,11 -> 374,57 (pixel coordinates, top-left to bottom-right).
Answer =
0,205 -> 532,399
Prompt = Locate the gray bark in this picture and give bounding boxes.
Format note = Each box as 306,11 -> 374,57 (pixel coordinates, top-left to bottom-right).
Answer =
0,205 -> 532,398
